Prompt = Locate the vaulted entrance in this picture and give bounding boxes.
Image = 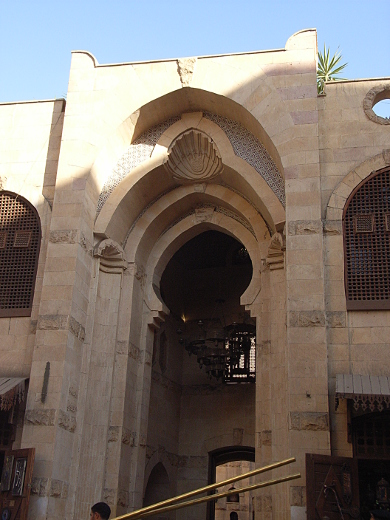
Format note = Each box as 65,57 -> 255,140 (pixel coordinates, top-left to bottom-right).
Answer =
144,230 -> 256,520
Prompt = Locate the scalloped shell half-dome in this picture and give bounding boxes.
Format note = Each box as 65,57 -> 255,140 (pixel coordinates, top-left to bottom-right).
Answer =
164,129 -> 223,183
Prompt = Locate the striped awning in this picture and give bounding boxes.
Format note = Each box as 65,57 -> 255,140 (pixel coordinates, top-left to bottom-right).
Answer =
0,378 -> 27,411
335,374 -> 390,412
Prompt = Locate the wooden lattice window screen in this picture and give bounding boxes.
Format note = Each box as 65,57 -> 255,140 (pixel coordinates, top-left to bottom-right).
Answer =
343,167 -> 390,310
0,192 -> 41,317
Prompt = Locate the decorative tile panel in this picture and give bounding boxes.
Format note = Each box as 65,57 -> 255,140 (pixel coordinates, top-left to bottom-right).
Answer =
203,112 -> 285,205
96,112 -> 285,218
96,117 -> 180,216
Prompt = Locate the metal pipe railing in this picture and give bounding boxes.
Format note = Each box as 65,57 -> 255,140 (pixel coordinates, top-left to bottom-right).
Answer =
112,456 -> 298,520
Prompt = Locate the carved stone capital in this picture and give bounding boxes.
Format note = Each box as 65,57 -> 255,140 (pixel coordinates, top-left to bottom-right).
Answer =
266,232 -> 285,270
164,129 -> 223,184
94,239 -> 126,273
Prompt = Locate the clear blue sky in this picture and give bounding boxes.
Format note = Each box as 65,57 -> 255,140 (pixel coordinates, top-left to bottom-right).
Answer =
0,0 -> 389,103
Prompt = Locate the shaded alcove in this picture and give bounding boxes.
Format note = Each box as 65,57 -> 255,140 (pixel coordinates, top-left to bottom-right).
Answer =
160,230 -> 253,326
143,462 -> 171,519
144,229 -> 256,520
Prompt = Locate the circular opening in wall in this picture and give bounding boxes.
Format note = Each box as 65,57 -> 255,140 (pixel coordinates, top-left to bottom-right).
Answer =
373,98 -> 390,120
363,85 -> 390,125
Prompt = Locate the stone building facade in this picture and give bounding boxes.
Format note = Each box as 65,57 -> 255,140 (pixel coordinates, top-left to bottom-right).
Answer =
0,29 -> 390,520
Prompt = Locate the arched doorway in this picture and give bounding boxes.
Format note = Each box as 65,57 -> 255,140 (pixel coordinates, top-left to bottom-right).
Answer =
208,447 -> 256,520
90,106 -> 285,518
144,230 -> 256,520
143,462 -> 171,519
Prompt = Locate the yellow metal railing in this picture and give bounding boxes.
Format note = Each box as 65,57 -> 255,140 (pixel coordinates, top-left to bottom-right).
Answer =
112,457 -> 300,520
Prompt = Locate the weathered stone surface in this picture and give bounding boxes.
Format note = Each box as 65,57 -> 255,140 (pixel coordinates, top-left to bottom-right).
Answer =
58,409 -> 76,433
49,229 -> 78,243
25,409 -> 56,426
61,481 -> 69,499
289,311 -> 325,327
177,57 -> 197,87
31,477 -> 49,497
29,319 -> 37,334
79,232 -> 92,253
290,486 -> 306,506
259,495 -> 272,512
108,426 -> 120,442
323,220 -> 342,235
327,311 -> 346,328
117,489 -> 129,508
122,428 -> 135,446
37,314 -> 68,331
128,342 -> 140,360
103,488 -> 115,506
68,315 -> 85,341
288,220 -> 322,235
384,149 -> 390,165
116,340 -> 128,354
68,384 -> 78,398
37,314 -> 85,341
49,479 -> 62,497
290,486 -> 302,506
31,477 -> 41,496
290,412 -> 329,431
258,430 -> 272,446
66,398 -> 77,413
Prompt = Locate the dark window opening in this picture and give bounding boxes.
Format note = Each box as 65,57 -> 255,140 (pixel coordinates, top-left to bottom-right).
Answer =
352,412 -> 390,520
0,411 -> 15,450
0,192 -> 41,317
343,167 -> 390,309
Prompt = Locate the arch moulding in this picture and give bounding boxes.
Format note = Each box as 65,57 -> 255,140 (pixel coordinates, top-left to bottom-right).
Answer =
94,114 -> 285,244
326,150 -> 390,220
142,213 -> 263,323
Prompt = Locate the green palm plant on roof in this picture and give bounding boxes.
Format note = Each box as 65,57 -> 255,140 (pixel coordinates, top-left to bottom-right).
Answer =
317,44 -> 348,94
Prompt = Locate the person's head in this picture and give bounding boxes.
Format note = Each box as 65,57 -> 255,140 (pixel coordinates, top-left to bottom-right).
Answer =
90,502 -> 111,520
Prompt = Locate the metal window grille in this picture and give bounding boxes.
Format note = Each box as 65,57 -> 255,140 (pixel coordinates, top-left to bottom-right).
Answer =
353,214 -> 374,233
0,192 -> 41,317
0,231 -> 6,249
344,167 -> 390,309
13,230 -> 32,248
386,213 -> 390,232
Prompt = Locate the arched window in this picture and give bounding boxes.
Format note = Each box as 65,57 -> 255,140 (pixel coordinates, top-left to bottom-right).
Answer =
343,166 -> 390,310
0,191 -> 41,317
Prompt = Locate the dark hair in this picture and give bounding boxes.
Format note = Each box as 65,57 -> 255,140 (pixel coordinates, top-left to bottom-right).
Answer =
91,502 -> 111,519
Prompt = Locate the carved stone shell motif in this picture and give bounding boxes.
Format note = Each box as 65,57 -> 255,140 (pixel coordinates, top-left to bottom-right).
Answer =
164,129 -> 223,183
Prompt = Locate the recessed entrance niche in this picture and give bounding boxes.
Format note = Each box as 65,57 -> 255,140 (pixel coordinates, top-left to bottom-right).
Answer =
160,230 -> 255,384
144,230 -> 256,520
